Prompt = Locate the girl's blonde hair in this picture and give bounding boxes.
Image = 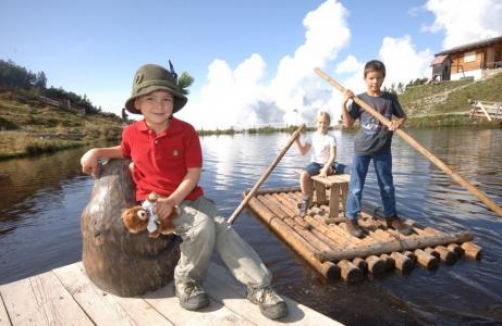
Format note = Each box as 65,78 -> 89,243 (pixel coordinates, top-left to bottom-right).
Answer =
316,111 -> 331,124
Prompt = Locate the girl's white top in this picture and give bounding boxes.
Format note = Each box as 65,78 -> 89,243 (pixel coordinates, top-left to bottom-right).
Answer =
305,132 -> 337,164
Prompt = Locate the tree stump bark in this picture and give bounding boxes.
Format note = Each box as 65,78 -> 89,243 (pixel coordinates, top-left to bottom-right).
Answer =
81,159 -> 180,297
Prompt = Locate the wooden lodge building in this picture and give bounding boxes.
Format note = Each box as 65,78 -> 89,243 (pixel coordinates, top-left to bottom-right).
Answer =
431,35 -> 502,82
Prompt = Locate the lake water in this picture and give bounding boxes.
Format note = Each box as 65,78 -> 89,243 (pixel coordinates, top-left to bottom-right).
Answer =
1,126 -> 502,326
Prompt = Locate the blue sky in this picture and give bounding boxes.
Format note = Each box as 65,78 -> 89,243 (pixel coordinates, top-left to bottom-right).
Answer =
2,0 -> 502,129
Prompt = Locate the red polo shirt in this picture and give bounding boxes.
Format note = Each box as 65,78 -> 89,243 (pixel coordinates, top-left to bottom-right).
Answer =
121,118 -> 204,201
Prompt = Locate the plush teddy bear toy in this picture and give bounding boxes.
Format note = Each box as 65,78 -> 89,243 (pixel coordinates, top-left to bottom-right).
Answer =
121,192 -> 180,238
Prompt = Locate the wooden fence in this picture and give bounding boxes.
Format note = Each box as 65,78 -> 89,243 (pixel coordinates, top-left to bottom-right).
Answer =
36,96 -> 86,115
469,100 -> 502,121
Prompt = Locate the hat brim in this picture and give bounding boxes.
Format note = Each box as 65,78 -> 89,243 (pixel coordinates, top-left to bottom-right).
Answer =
124,85 -> 188,115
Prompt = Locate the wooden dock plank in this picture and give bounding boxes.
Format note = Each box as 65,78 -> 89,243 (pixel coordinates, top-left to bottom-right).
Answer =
0,270 -> 93,326
142,281 -> 254,326
56,262 -> 256,325
53,263 -> 171,326
0,292 -> 11,326
0,261 -> 342,325
205,263 -> 342,326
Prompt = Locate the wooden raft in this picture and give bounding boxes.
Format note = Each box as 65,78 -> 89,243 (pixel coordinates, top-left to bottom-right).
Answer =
245,187 -> 482,282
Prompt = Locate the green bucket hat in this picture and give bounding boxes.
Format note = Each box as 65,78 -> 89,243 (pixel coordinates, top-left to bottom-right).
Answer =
124,62 -> 188,114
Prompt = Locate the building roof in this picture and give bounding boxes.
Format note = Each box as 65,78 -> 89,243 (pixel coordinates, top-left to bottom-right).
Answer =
430,54 -> 450,66
435,35 -> 502,56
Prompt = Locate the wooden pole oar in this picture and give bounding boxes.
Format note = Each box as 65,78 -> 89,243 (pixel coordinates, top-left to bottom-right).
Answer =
314,67 -> 502,219
228,124 -> 306,224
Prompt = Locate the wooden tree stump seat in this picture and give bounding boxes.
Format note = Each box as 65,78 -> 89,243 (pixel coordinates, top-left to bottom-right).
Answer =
80,159 -> 181,297
311,174 -> 350,218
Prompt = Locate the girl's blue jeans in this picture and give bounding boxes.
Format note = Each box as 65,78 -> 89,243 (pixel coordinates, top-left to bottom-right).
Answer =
305,162 -> 351,175
346,150 -> 396,220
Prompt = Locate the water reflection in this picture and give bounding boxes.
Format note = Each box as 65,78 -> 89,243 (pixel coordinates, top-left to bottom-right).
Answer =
1,128 -> 502,325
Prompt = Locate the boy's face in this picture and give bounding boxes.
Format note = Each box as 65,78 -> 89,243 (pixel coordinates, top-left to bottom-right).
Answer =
364,70 -> 385,95
134,90 -> 174,126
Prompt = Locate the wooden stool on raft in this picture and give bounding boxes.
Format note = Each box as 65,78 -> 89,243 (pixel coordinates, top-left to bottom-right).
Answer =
311,174 -> 350,218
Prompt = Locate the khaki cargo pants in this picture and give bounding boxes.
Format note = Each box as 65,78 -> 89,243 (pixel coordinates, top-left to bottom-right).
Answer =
172,196 -> 272,289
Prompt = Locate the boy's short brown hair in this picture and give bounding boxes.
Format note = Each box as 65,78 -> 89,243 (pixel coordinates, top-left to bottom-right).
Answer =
364,60 -> 386,78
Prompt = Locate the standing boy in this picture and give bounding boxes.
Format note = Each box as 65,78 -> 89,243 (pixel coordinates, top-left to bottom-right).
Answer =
295,111 -> 350,217
341,60 -> 413,238
80,62 -> 288,320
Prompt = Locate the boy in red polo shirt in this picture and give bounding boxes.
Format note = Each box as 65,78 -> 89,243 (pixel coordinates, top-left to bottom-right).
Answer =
80,62 -> 288,320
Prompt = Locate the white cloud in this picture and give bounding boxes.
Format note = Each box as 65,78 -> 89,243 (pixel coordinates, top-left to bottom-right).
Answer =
328,36 -> 432,119
179,0 -> 351,129
84,0 -> 502,129
269,0 -> 350,125
335,55 -> 361,75
423,0 -> 502,49
173,0 -> 502,130
379,36 -> 433,86
334,55 -> 365,95
179,54 -> 270,130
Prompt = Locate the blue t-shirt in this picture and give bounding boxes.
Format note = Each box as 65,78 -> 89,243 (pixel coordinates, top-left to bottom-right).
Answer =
348,92 -> 405,154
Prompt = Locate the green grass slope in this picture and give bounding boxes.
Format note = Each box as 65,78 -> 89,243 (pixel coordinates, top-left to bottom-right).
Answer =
399,71 -> 502,127
0,90 -> 124,159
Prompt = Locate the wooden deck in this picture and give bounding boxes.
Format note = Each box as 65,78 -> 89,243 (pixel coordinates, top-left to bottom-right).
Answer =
246,187 -> 482,282
0,261 -> 342,326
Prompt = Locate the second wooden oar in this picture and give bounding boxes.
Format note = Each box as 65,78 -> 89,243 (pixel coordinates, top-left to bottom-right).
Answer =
228,123 -> 306,224
314,67 -> 502,219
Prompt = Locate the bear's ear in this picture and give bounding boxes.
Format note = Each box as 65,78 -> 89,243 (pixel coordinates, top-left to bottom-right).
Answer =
121,209 -> 131,221
121,211 -> 135,232
137,209 -> 148,221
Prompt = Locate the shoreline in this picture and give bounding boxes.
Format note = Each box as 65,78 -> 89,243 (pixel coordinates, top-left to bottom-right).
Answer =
1,118 -> 499,161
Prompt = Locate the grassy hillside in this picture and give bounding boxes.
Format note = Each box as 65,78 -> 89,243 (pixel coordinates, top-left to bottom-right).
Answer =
400,71 -> 502,127
0,91 -> 122,131
0,90 -> 123,159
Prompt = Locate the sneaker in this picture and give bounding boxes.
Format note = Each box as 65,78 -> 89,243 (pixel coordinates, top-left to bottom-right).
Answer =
386,215 -> 413,236
345,218 -> 364,238
174,281 -> 210,311
246,286 -> 288,320
298,199 -> 309,217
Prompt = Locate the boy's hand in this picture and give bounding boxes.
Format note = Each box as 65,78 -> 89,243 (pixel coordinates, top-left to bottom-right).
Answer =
342,89 -> 355,104
156,197 -> 178,221
80,149 -> 100,177
389,120 -> 403,131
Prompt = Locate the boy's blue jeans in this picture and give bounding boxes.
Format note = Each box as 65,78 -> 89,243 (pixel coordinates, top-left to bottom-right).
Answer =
346,150 -> 396,220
